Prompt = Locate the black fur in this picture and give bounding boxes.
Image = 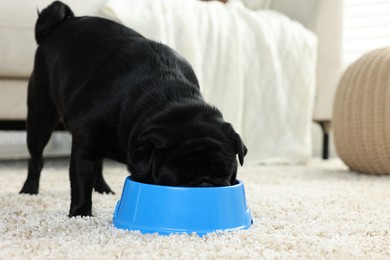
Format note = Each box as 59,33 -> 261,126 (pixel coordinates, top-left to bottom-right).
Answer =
20,1 -> 247,217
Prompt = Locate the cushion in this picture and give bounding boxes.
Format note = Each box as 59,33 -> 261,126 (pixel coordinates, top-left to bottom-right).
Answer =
333,47 -> 390,174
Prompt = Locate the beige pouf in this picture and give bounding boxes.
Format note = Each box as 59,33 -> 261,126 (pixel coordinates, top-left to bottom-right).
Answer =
333,47 -> 390,174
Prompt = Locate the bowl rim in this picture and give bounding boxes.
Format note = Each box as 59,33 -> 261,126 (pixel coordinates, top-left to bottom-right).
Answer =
127,176 -> 243,190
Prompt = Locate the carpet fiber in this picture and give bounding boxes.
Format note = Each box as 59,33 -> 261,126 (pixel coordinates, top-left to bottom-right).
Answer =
1,158 -> 390,259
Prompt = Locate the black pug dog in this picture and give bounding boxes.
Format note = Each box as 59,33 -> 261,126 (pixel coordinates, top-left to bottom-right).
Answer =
20,1 -> 247,217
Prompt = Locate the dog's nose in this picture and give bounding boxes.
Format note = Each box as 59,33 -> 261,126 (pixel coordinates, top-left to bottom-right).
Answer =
198,181 -> 213,187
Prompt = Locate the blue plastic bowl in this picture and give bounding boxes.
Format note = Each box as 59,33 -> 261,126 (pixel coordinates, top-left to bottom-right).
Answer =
113,177 -> 252,236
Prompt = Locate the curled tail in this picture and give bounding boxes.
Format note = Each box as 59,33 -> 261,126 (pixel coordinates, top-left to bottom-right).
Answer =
35,1 -> 74,44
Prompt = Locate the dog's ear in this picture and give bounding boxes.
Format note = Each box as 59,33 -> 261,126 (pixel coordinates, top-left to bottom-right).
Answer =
233,132 -> 247,166
129,127 -> 177,180
128,145 -> 156,180
223,123 -> 247,166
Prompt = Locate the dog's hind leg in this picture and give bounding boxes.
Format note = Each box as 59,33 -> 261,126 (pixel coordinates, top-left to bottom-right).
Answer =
94,161 -> 115,194
20,72 -> 59,195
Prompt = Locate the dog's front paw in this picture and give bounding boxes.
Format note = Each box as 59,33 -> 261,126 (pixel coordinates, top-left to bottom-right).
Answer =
19,181 -> 39,195
68,206 -> 93,218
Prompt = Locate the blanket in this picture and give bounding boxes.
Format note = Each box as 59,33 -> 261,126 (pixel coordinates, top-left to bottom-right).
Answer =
103,0 -> 317,165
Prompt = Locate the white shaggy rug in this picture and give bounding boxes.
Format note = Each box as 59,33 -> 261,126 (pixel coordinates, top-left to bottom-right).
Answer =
1,158 -> 390,259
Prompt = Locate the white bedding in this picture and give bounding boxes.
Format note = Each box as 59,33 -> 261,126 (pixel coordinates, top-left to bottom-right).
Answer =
103,0 -> 317,165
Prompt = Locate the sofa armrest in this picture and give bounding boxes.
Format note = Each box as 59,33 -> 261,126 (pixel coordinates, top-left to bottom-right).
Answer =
271,0 -> 343,122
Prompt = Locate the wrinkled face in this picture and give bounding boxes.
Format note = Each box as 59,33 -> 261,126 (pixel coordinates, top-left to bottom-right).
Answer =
145,138 -> 239,187
127,103 -> 247,187
128,123 -> 247,187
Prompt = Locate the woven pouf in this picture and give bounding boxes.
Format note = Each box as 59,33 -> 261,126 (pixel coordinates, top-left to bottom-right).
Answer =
333,47 -> 390,174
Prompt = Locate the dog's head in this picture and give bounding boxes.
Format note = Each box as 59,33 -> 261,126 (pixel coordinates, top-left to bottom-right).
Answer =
128,103 -> 247,187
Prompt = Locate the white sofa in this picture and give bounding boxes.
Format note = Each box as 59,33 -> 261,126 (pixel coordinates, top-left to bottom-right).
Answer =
0,0 -> 342,158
